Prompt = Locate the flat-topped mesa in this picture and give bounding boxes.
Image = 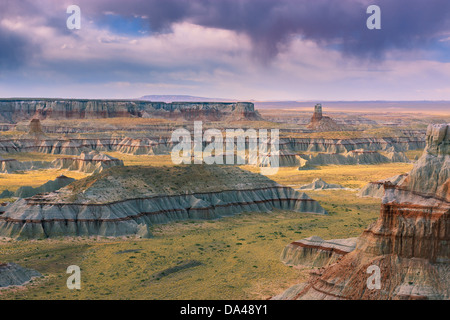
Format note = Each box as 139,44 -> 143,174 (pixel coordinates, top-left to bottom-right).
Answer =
0,99 -> 260,122
276,123 -> 450,300
0,165 -> 327,239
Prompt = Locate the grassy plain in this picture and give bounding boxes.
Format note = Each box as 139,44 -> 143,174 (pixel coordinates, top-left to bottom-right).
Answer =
0,169 -> 89,194
0,159 -> 411,300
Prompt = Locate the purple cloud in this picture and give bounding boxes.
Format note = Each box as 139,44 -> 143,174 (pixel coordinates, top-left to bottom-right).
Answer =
79,0 -> 450,61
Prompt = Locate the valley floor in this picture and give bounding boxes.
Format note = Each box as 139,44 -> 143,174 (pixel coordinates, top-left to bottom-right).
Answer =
0,159 -> 412,299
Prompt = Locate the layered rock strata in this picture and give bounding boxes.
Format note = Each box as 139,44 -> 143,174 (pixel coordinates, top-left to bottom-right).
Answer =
297,149 -> 409,168
0,157 -> 51,173
0,263 -> 42,288
280,236 -> 357,268
275,123 -> 449,300
51,151 -> 124,174
358,174 -> 407,198
0,166 -> 327,239
298,178 -> 346,190
0,136 -> 425,157
0,99 -> 260,122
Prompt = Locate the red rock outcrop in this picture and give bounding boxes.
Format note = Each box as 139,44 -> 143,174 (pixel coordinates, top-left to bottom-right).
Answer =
276,123 -> 450,300
307,103 -> 344,132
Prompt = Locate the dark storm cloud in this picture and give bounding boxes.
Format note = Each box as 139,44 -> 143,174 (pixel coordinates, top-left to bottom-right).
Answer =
1,0 -> 450,71
0,1 -> 53,70
0,29 -> 31,70
80,0 -> 450,60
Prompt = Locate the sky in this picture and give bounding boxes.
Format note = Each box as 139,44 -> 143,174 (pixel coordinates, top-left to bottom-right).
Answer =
0,0 -> 450,101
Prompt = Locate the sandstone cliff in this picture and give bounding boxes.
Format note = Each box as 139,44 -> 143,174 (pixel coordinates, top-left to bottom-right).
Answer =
0,99 -> 260,122
0,156 -> 51,173
280,236 -> 357,268
297,149 -> 410,169
275,123 -> 450,300
0,165 -> 327,239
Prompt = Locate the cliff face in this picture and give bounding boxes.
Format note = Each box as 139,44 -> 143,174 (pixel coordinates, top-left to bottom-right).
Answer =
276,123 -> 450,300
0,99 -> 260,122
280,236 -> 357,268
0,136 -> 425,158
401,123 -> 449,200
298,149 -> 410,168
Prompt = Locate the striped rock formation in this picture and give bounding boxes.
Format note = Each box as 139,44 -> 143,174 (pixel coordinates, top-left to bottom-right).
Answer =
358,174 -> 407,198
0,263 -> 42,288
0,133 -> 425,157
280,236 -> 357,268
275,123 -> 449,300
0,165 -> 326,239
0,156 -> 50,173
0,99 -> 260,122
297,149 -> 410,169
51,151 -> 124,174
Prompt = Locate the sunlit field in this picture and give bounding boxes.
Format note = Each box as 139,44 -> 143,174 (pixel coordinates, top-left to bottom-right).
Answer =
0,158 -> 411,300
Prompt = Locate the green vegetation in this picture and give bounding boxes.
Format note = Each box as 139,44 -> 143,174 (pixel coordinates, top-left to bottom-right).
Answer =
0,189 -> 380,300
0,169 -> 88,193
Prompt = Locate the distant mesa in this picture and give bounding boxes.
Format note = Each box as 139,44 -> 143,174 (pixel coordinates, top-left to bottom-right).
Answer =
298,178 -> 346,190
307,103 -> 344,131
0,98 -> 261,122
51,151 -> 124,174
296,149 -> 410,169
0,156 -> 50,174
280,236 -> 357,269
